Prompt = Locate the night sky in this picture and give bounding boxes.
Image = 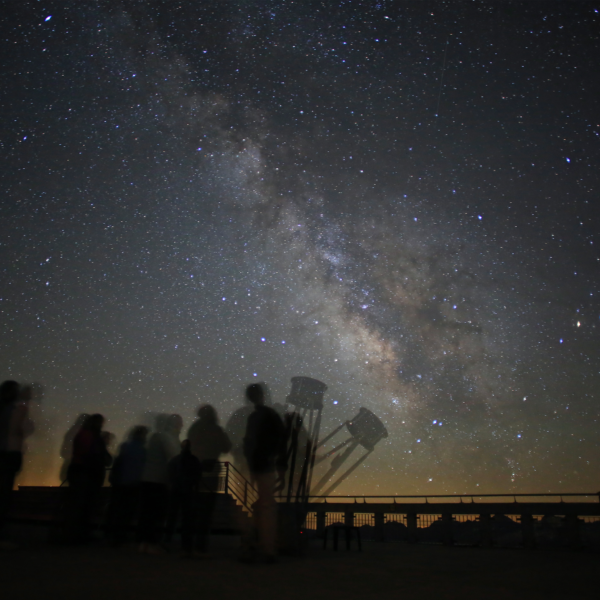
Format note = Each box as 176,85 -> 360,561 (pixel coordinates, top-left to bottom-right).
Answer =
2,1 -> 599,495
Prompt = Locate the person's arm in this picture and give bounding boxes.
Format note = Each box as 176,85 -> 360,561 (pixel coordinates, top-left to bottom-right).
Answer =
109,452 -> 123,486
167,455 -> 179,486
220,428 -> 232,455
100,433 -> 113,467
243,414 -> 255,461
11,403 -> 34,444
103,444 -> 113,468
275,414 -> 288,479
18,404 -> 35,438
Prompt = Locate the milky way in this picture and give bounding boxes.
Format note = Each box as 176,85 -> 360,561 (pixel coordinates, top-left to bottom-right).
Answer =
1,2 -> 599,494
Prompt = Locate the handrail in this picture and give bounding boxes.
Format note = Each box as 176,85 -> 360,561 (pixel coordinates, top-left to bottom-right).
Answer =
303,492 -> 600,502
214,462 -> 599,504
213,462 -> 600,514
216,462 -> 259,513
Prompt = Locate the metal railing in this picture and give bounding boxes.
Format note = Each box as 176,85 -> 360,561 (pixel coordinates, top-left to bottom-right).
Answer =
302,492 -> 600,503
215,462 -> 258,512
215,463 -> 599,508
213,464 -> 600,548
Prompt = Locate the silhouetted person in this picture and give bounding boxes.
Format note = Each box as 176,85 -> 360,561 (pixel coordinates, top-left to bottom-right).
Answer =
187,405 -> 231,553
240,383 -> 286,563
225,402 -> 254,480
59,413 -> 90,484
138,413 -> 182,554
225,385 -> 282,480
106,425 -> 148,546
0,381 -> 34,548
166,439 -> 202,557
64,413 -> 112,544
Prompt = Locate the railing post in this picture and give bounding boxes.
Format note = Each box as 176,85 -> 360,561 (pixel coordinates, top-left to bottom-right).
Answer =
565,514 -> 581,549
441,513 -> 454,546
406,512 -> 418,544
520,514 -> 535,549
243,480 -> 248,507
316,511 -> 326,536
374,512 -> 385,542
224,461 -> 230,495
345,508 -> 354,528
479,513 -> 493,548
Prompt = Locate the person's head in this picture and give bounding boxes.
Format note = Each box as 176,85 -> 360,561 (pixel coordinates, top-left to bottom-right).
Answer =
0,380 -> 20,404
102,431 -> 116,448
83,413 -> 105,434
129,425 -> 149,444
167,414 -> 183,435
181,439 -> 191,453
197,404 -> 217,425
246,383 -> 265,406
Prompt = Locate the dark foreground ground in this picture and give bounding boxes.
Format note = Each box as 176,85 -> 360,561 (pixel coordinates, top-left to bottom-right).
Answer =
1,525 -> 597,600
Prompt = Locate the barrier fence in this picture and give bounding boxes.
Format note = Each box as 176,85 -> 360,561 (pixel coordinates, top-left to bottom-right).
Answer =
11,462 -> 600,549
216,463 -> 600,548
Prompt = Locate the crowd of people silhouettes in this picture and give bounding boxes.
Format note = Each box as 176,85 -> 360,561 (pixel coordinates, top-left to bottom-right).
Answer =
0,379 -> 286,563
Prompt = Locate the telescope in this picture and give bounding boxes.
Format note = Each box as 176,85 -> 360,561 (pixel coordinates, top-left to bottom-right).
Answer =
283,376 -> 327,504
281,377 -> 388,502
311,406 -> 388,496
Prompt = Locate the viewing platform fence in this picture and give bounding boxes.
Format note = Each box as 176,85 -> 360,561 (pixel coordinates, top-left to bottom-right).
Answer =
213,463 -> 600,548
11,462 -> 600,549
297,493 -> 600,548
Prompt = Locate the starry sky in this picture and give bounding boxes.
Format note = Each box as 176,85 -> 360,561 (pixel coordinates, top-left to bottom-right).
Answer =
2,1 -> 599,495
